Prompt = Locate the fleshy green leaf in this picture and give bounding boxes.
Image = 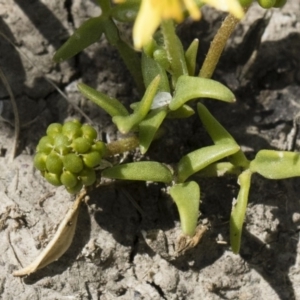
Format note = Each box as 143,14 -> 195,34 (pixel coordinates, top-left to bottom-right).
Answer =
169,76 -> 235,111
166,105 -> 195,119
185,39 -> 199,76
169,181 -> 200,236
78,83 -> 129,117
102,161 -> 173,183
195,162 -> 242,177
110,0 -> 139,22
197,103 -> 249,168
53,17 -> 104,62
161,20 -> 188,83
197,103 -> 235,145
142,52 -> 170,93
177,143 -> 240,183
113,75 -> 160,134
250,150 -> 300,179
230,170 -> 252,254
139,107 -> 168,154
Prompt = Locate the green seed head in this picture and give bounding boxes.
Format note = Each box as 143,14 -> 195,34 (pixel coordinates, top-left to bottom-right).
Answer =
46,123 -> 63,137
62,120 -> 82,140
257,0 -> 276,8
53,133 -> 70,155
36,136 -> 54,154
33,152 -> 48,171
81,124 -> 97,142
63,153 -> 84,173
71,137 -> 91,154
78,168 -> 96,186
91,141 -> 106,157
238,0 -> 253,6
273,0 -> 286,7
45,172 -> 62,186
36,121 -> 103,193
46,152 -> 63,174
66,180 -> 83,194
60,170 -> 78,188
82,151 -> 102,168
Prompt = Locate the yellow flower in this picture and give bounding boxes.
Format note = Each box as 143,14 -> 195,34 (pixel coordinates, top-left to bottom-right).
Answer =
132,0 -> 201,49
202,0 -> 244,19
115,0 -> 244,49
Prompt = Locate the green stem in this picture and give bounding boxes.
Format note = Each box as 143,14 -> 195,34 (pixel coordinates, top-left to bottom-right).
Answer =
199,14 -> 240,79
97,0 -> 111,16
104,135 -> 140,157
161,19 -> 188,84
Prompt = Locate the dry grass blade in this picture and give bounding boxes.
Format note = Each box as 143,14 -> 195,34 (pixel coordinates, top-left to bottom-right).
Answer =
12,190 -> 86,277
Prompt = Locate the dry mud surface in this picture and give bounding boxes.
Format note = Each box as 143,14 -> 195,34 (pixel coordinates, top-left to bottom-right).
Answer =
1,1 -> 300,299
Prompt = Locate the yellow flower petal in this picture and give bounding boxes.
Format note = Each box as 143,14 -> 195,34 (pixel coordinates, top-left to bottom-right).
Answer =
133,0 -> 161,49
160,0 -> 184,21
183,0 -> 202,20
132,0 -> 203,49
202,0 -> 244,19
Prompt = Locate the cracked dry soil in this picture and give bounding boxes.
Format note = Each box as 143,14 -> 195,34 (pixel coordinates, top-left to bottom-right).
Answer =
1,1 -> 300,299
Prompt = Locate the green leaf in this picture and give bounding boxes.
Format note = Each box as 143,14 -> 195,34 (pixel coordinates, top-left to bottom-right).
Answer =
166,105 -> 195,119
230,170 -> 252,254
153,48 -> 170,71
169,76 -> 236,111
142,52 -> 170,93
78,83 -> 129,117
195,162 -> 242,177
161,20 -> 188,83
250,150 -> 300,179
53,17 -> 104,62
169,181 -> 200,236
185,39 -> 199,76
102,161 -> 173,183
110,0 -> 139,22
177,143 -> 240,183
139,107 -> 168,154
113,75 -> 160,134
197,103 -> 249,168
198,102 -> 233,144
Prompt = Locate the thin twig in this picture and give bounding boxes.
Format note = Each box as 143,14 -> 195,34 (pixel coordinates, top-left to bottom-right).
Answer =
0,66 -> 20,160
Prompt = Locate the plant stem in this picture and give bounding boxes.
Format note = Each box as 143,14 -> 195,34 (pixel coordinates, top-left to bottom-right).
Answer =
199,14 -> 240,79
104,135 -> 140,157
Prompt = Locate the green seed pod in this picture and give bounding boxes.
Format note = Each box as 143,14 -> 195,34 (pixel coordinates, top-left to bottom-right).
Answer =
78,168 -> 96,186
63,153 -> 84,173
81,124 -> 97,142
60,170 -> 78,188
257,0 -> 276,8
36,136 -> 54,154
46,123 -> 63,137
91,141 -> 106,157
238,0 -> 253,6
46,152 -> 63,174
71,137 -> 91,154
273,0 -> 286,7
82,151 -> 102,168
62,120 -> 82,140
53,133 -> 70,155
45,172 -> 62,186
66,180 -> 83,194
33,152 -> 48,171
